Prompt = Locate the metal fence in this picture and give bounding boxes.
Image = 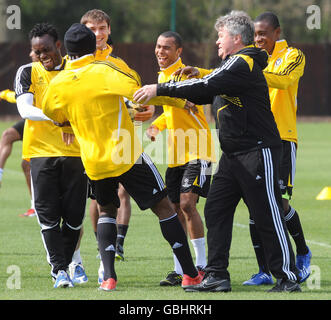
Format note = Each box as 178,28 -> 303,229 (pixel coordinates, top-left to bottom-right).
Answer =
1,42 -> 330,117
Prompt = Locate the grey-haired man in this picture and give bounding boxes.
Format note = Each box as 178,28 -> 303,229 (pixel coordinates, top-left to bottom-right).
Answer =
134,11 -> 301,293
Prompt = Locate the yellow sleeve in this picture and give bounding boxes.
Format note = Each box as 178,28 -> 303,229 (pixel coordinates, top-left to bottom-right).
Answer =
42,85 -> 74,134
152,112 -> 167,131
264,49 -> 305,90
0,89 -> 16,103
108,70 -> 187,109
197,68 -> 213,78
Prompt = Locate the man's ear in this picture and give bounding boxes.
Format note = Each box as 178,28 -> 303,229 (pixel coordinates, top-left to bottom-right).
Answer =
275,26 -> 281,40
55,40 -> 62,50
234,34 -> 242,45
177,47 -> 183,57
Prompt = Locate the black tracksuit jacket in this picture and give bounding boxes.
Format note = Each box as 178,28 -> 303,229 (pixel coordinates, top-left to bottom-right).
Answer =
157,45 -> 281,155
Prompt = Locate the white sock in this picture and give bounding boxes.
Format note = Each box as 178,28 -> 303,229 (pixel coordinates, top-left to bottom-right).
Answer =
72,249 -> 82,265
191,237 -> 207,268
173,253 -> 183,276
30,199 -> 35,210
0,168 -> 3,182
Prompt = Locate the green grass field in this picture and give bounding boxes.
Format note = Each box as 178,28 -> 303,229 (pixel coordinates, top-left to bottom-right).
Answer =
0,120 -> 330,302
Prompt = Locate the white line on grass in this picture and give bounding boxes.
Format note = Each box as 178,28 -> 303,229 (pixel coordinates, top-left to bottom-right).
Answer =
234,222 -> 331,249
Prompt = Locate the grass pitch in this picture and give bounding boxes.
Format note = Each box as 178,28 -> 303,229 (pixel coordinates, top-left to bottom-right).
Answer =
0,120 -> 330,302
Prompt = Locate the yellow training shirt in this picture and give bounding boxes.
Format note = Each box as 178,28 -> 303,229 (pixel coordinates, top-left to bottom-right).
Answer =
14,60 -> 80,160
263,40 -> 305,144
42,55 -> 187,180
95,44 -> 142,85
0,89 -> 16,103
152,58 -> 215,167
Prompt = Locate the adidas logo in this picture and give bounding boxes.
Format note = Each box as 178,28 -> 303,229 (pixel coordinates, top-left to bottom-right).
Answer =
105,244 -> 115,252
172,242 -> 183,249
153,188 -> 158,195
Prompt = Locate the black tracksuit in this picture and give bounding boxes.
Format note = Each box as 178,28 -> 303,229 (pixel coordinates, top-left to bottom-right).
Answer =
157,45 -> 300,282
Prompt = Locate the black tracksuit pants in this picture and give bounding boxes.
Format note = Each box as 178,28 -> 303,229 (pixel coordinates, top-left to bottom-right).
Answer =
30,157 -> 87,278
204,147 -> 300,282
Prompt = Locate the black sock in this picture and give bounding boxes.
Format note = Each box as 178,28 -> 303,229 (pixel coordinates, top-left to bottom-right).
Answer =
97,216 -> 117,281
249,219 -> 270,274
159,213 -> 197,278
284,207 -> 308,255
116,224 -> 129,247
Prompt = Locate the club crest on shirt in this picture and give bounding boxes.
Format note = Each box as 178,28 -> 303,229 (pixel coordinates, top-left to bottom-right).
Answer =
275,58 -> 282,67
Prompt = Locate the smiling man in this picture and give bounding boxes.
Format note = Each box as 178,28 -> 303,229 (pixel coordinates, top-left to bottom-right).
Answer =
14,23 -> 88,289
134,10 -> 302,293
243,11 -> 311,286
148,31 -> 214,287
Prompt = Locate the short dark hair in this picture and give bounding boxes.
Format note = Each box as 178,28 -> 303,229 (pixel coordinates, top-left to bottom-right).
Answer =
29,22 -> 59,42
255,12 -> 280,30
159,31 -> 182,49
81,9 -> 111,27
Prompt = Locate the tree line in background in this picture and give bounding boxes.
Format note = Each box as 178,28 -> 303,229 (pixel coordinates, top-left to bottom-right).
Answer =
15,0 -> 330,44
1,0 -> 330,69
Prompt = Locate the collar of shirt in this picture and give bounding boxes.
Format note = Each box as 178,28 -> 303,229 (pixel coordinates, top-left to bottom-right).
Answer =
159,57 -> 182,76
95,44 -> 113,60
64,54 -> 95,70
270,39 -> 288,59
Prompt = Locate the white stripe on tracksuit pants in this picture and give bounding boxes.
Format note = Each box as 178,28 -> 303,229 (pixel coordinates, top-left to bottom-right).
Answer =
203,147 -> 298,281
262,148 -> 297,281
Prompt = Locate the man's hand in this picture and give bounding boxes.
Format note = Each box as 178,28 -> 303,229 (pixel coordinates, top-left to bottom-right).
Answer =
146,125 -> 159,142
133,84 -> 157,104
184,100 -> 198,114
62,132 -> 75,146
134,105 -> 155,122
172,66 -> 200,78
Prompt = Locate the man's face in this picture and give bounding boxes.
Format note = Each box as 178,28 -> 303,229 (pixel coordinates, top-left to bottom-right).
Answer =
155,35 -> 182,69
85,20 -> 110,50
254,20 -> 280,55
29,50 -> 39,62
216,27 -> 237,60
31,34 -> 62,71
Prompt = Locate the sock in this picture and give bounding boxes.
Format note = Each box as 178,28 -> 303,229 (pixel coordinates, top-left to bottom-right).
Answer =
0,168 -> 3,182
191,237 -> 207,268
249,219 -> 270,274
116,224 -> 129,247
159,213 -> 197,278
284,206 -> 309,255
72,249 -> 82,265
30,199 -> 35,210
173,253 -> 183,275
97,216 -> 117,281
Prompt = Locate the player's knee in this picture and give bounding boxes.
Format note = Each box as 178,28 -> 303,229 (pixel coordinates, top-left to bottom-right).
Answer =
99,202 -> 117,219
118,185 -> 130,201
21,159 -> 30,172
1,128 -> 20,144
180,197 -> 196,216
151,197 -> 174,219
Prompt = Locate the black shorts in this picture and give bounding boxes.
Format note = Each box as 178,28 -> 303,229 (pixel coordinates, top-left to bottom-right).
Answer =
279,140 -> 297,199
12,119 -> 25,139
89,152 -> 167,210
165,159 -> 212,203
